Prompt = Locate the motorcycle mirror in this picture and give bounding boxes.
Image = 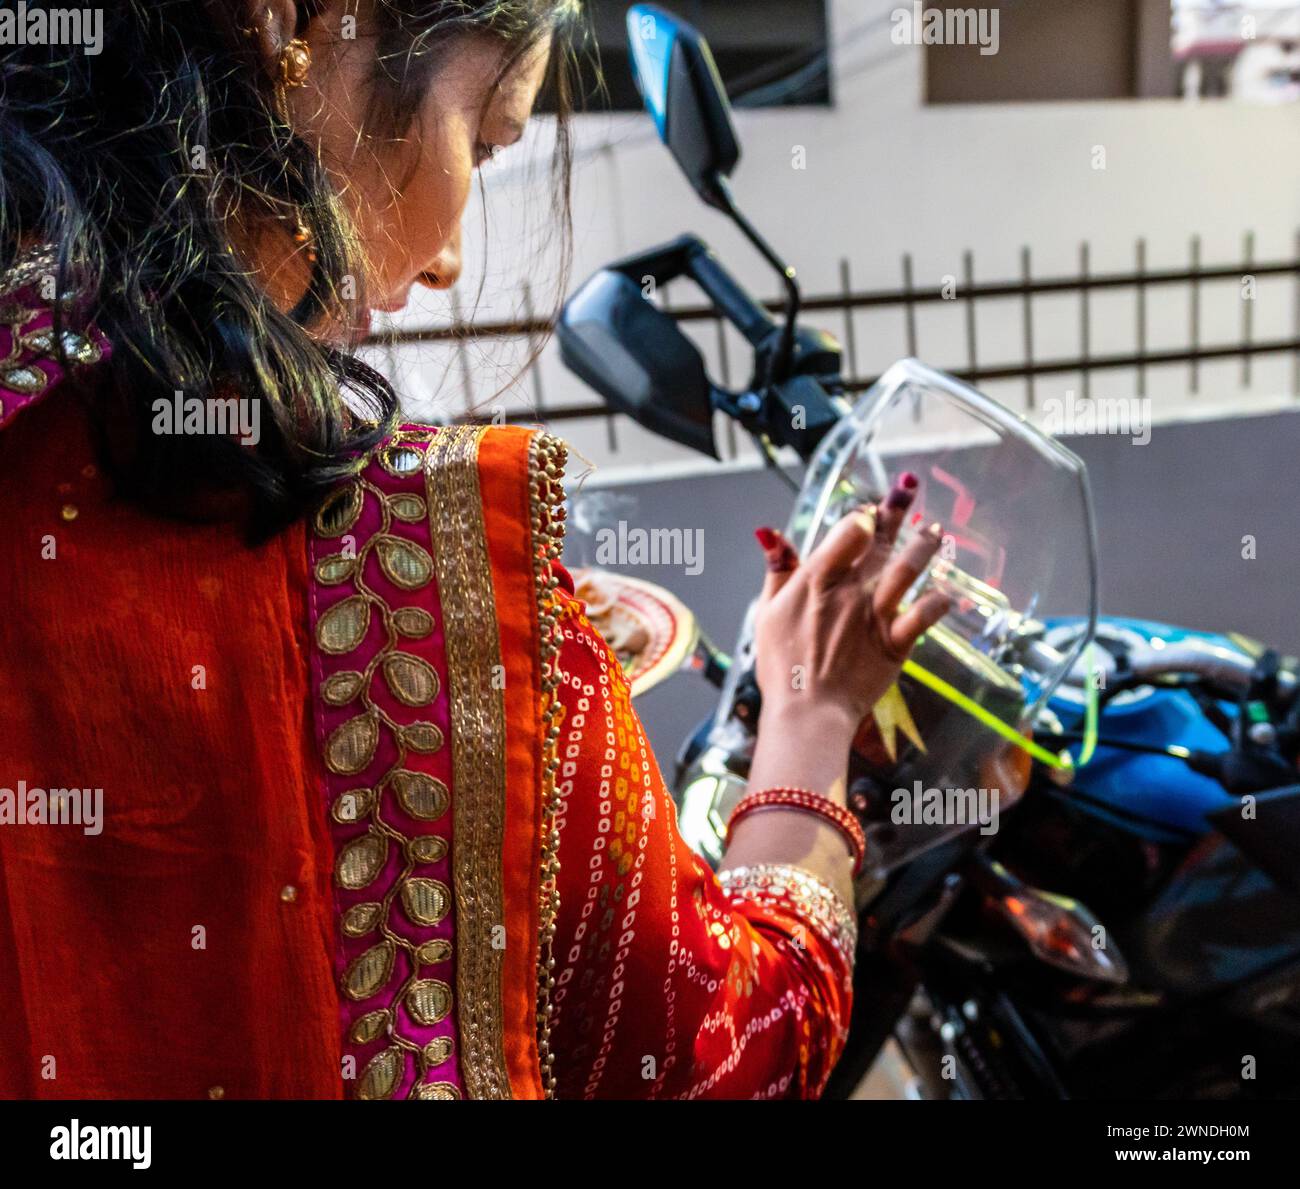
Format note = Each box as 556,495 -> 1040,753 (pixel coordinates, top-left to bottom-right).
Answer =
558,269 -> 719,458
626,4 -> 740,211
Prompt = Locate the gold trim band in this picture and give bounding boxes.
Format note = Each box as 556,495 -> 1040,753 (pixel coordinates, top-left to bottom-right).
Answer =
425,425 -> 513,1100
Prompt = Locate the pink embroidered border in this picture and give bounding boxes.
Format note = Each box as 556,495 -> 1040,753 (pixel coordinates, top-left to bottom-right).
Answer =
0,294 -> 110,428
307,429 -> 466,1099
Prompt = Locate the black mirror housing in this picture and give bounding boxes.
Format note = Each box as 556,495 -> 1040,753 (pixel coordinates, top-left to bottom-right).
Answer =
558,269 -> 719,459
628,4 -> 740,209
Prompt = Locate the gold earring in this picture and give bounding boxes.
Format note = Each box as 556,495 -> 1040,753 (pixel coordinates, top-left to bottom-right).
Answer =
273,37 -> 311,123
292,214 -> 317,266
278,37 -> 312,89
272,38 -> 316,266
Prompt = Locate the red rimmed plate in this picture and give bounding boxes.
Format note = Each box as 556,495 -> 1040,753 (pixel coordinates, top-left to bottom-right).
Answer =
569,568 -> 699,699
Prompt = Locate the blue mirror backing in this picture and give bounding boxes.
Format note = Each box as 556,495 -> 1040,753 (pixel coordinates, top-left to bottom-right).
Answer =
627,3 -> 680,138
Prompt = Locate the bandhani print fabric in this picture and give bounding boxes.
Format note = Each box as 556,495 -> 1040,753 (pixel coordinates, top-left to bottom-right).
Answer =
547,588 -> 855,1099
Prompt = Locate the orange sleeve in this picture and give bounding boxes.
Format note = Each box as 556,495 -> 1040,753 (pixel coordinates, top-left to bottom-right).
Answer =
547,585 -> 855,1099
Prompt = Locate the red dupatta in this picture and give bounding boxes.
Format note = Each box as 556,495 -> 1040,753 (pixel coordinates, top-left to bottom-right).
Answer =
0,272 -> 567,1098
0,261 -> 854,1100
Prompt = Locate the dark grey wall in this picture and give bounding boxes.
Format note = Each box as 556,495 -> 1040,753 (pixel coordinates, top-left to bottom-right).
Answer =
571,410 -> 1300,761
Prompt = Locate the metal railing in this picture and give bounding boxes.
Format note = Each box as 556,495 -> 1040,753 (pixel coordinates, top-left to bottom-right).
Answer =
366,231 -> 1300,455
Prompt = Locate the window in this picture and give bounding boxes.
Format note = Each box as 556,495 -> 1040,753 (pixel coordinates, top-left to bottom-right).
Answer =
923,0 -> 1300,104
925,0 -> 1178,103
571,0 -> 832,110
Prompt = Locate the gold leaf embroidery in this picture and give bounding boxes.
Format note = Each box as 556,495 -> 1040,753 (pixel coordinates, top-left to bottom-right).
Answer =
405,979 -> 452,1025
21,327 -> 102,365
423,1037 -> 454,1066
716,863 -> 858,969
315,483 -> 363,537
331,787 -> 373,823
375,535 -> 434,590
326,712 -> 379,775
349,1009 -> 391,1044
344,940 -> 396,1001
416,938 -> 452,965
400,722 -> 443,754
407,835 -> 447,864
388,492 -> 427,522
400,877 -> 451,927
392,607 -> 434,638
314,553 -> 358,585
72,335 -> 103,365
317,595 -> 371,656
381,652 -> 439,707
341,901 -> 384,937
18,328 -> 55,353
356,1046 -> 403,1100
322,670 -> 365,706
312,431 -> 466,1099
391,770 -> 449,821
414,1081 -> 461,1100
335,832 -> 387,890
0,364 -> 47,395
379,444 -> 424,476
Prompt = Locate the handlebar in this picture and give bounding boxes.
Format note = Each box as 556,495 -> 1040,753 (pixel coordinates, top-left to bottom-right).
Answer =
610,234 -> 777,349
1058,635 -> 1298,700
682,242 -> 776,348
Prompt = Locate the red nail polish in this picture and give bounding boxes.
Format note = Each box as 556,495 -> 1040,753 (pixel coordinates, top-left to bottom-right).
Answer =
886,483 -> 915,511
755,526 -> 779,550
900,471 -> 918,490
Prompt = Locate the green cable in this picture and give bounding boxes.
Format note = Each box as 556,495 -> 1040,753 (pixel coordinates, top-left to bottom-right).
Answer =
1077,643 -> 1100,768
900,656 -> 1076,772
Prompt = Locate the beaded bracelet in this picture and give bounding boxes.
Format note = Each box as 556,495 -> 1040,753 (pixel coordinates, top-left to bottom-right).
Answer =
726,786 -> 867,876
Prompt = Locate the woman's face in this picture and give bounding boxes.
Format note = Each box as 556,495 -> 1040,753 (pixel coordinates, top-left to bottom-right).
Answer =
265,2 -> 551,334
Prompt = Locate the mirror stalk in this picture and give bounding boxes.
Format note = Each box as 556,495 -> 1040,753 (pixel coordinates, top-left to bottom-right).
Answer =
712,174 -> 801,390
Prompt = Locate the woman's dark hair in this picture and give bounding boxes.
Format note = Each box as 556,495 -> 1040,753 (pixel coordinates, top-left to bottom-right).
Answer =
0,0 -> 585,534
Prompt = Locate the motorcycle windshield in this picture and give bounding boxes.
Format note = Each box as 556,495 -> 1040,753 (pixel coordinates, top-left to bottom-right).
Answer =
790,358 -> 1099,739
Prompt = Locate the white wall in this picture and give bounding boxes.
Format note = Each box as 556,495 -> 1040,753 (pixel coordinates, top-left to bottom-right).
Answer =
373,0 -> 1300,481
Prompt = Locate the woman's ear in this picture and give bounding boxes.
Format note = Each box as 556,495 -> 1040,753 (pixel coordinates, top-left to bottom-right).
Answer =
245,0 -> 301,73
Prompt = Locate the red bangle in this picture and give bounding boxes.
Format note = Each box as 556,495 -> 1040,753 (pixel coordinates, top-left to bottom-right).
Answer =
726,787 -> 867,876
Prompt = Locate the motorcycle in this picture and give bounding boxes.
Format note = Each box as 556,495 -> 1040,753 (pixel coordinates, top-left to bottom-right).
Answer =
556,4 -> 1300,1099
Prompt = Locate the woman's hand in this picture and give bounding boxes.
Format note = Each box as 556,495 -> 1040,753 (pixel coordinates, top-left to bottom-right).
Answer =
752,473 -> 950,741
720,474 -> 951,900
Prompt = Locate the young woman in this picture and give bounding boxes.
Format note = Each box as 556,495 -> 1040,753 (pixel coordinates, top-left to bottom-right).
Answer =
0,1 -> 948,1100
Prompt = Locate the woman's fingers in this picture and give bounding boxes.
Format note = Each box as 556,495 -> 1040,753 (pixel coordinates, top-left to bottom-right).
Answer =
888,588 -> 951,657
872,520 -> 944,619
863,470 -> 925,576
802,471 -> 926,590
805,503 -> 877,587
755,526 -> 799,600
873,473 -> 915,545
